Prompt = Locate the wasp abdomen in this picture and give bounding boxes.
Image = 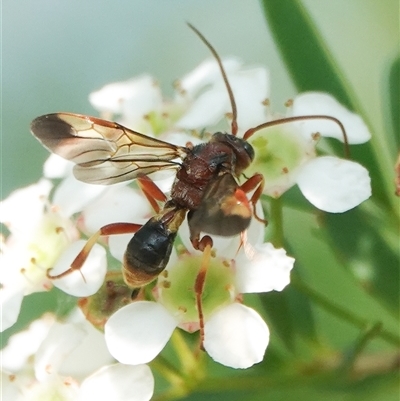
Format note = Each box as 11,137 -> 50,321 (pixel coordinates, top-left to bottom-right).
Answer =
122,208 -> 186,288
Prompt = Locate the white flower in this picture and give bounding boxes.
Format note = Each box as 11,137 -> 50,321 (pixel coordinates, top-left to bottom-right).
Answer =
236,242 -> 295,293
78,363 -> 154,401
89,75 -> 166,136
175,58 -> 269,134
291,92 -> 371,144
89,58 -> 270,139
0,180 -> 78,331
1,311 -> 154,401
0,163 -> 118,331
104,242 -> 294,369
246,92 -> 372,212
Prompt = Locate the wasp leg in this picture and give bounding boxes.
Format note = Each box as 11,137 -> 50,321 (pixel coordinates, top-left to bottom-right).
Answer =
193,237 -> 213,350
137,176 -> 168,213
47,222 -> 142,280
239,173 -> 267,224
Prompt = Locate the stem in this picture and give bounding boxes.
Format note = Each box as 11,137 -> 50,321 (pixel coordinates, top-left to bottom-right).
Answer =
341,322 -> 384,373
269,197 -> 284,248
170,329 -> 203,376
150,355 -> 184,386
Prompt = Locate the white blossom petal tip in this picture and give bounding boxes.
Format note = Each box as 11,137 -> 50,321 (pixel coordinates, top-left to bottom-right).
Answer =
296,156 -> 372,213
89,75 -> 158,114
204,303 -> 269,369
79,363 -> 154,401
0,179 -> 52,233
0,287 -> 24,332
34,321 -> 86,381
292,92 -> 371,144
178,58 -> 242,97
43,154 -> 73,179
237,243 -> 295,293
104,301 -> 177,365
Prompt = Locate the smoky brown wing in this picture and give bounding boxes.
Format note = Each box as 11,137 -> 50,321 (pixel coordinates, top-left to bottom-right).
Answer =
31,113 -> 188,184
188,174 -> 252,237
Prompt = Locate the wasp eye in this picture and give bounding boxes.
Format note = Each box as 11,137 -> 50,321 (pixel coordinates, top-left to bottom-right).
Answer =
242,141 -> 255,161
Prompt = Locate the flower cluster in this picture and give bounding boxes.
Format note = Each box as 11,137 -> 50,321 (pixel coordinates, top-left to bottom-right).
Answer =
1,56 -> 372,398
1,310 -> 154,401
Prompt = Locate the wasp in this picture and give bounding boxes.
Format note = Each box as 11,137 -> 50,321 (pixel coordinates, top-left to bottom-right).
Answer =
30,24 -> 347,342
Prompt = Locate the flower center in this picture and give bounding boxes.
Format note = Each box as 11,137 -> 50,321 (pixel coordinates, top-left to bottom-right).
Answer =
23,213 -> 74,288
245,126 -> 316,196
156,254 -> 237,331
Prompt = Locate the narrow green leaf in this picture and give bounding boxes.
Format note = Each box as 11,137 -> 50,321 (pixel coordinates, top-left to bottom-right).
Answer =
388,56 -> 400,147
260,0 -> 354,107
284,206 -> 400,346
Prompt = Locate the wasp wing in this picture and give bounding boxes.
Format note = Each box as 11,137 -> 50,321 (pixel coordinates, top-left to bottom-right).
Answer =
188,174 -> 252,238
31,113 -> 188,184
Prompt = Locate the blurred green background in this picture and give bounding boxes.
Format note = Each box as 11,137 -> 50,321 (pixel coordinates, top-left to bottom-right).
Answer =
2,0 -> 399,400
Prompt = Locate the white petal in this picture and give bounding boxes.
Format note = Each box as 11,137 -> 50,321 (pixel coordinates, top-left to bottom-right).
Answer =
292,92 -> 371,144
1,314 -> 54,371
177,88 -> 228,129
297,156 -> 372,212
22,376 -> 80,400
0,179 -> 52,235
52,175 -> 108,217
59,310 -> 114,380
178,58 -> 242,98
81,186 -> 151,233
108,233 -> 135,262
43,154 -> 73,178
104,301 -> 177,365
204,303 -> 269,369
236,243 -> 295,293
1,372 -> 22,401
34,321 -> 86,381
229,67 -> 269,131
51,241 -> 107,297
177,66 -> 269,132
79,363 -> 154,401
0,286 -> 24,332
122,80 -> 163,123
89,75 -> 161,116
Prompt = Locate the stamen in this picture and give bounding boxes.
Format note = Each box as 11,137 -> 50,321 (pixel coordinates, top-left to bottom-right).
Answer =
285,98 -> 294,108
311,132 -> 321,141
262,98 -> 272,120
162,280 -> 171,289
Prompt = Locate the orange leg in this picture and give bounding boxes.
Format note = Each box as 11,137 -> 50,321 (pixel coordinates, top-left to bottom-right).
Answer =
240,173 -> 267,224
193,237 -> 213,350
47,222 -> 142,280
137,176 -> 168,214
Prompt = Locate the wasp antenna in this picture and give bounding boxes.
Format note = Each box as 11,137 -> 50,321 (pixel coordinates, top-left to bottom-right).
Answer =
243,115 -> 350,159
187,23 -> 238,136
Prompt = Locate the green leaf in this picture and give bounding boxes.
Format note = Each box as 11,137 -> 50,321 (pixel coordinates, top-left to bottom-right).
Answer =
388,56 -> 400,148
324,209 -> 399,316
284,206 -> 399,347
260,0 -> 354,107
